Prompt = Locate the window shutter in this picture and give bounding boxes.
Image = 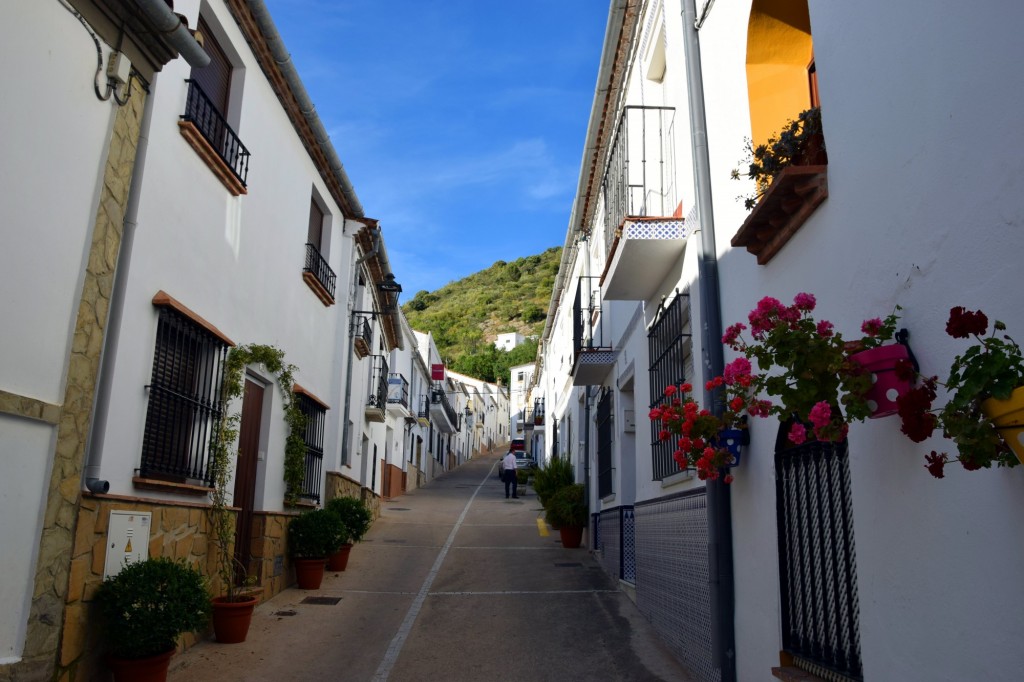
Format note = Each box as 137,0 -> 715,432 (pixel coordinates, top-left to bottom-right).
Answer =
192,17 -> 232,116
308,198 -> 324,247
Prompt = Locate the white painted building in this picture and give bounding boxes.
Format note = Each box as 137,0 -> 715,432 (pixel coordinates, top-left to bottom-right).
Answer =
534,1 -> 1024,681
494,331 -> 525,352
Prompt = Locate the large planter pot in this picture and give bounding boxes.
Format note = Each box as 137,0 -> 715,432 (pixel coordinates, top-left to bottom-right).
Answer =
293,558 -> 326,590
211,596 -> 258,644
849,343 -> 913,418
327,543 -> 353,572
981,385 -> 1024,465
106,648 -> 174,682
558,526 -> 584,549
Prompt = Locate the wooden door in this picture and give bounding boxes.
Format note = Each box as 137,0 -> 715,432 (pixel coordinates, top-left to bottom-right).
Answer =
233,379 -> 263,584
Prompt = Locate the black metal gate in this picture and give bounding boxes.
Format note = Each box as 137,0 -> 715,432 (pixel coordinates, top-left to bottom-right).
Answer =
776,436 -> 863,681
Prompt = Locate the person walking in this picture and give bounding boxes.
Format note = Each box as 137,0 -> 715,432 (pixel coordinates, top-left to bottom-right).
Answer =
501,451 -> 519,499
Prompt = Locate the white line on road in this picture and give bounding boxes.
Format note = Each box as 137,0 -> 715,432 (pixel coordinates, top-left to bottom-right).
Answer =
370,466 -> 492,682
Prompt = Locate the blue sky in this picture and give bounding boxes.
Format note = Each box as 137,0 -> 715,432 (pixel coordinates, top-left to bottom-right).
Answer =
263,0 -> 609,299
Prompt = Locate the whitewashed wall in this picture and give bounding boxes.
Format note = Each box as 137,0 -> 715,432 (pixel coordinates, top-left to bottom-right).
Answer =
0,2 -> 124,661
694,1 -> 1024,679
91,0 -> 351,510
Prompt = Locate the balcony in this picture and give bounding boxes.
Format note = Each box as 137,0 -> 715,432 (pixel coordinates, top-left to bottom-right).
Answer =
365,355 -> 388,423
417,394 -> 430,426
598,106 -> 687,301
523,409 -> 535,432
352,315 -> 372,359
387,373 -> 412,420
303,243 -> 336,306
533,398 -> 545,425
178,79 -> 250,195
429,387 -> 458,433
571,277 -> 616,386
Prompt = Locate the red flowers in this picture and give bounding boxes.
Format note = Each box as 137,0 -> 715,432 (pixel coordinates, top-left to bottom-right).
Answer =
650,381 -> 749,483
945,306 -> 988,339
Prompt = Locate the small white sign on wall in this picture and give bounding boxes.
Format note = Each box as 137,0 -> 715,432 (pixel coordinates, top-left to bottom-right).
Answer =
103,510 -> 152,579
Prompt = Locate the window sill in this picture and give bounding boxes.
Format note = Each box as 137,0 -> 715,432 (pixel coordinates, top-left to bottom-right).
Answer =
178,121 -> 248,196
731,164 -> 828,264
132,476 -> 213,496
302,271 -> 336,306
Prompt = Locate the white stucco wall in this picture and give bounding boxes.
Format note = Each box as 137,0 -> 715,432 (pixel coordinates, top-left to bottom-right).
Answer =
697,1 -> 1024,679
90,0 -> 351,510
0,2 -> 125,661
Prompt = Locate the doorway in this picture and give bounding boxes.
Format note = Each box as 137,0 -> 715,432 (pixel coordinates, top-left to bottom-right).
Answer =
233,378 -> 263,584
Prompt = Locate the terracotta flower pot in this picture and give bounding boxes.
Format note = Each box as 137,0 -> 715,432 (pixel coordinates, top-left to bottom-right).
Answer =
212,595 -> 258,644
849,343 -> 913,418
558,526 -> 584,549
106,648 -> 174,682
293,558 -> 326,590
981,385 -> 1024,465
327,543 -> 353,572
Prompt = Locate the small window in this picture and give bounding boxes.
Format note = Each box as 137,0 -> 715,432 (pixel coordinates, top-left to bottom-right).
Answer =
295,393 -> 326,503
140,305 -> 229,486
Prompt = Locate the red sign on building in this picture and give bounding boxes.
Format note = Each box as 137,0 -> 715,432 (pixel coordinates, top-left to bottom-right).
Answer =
431,364 -> 445,381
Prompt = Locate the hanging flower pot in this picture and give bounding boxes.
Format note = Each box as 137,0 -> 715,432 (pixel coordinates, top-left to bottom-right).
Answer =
981,385 -> 1024,465
712,428 -> 746,467
849,343 -> 913,418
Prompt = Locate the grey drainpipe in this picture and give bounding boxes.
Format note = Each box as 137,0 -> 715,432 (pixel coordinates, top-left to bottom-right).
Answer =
245,0 -> 364,217
680,0 -> 734,679
84,74 -> 159,494
136,0 -> 210,68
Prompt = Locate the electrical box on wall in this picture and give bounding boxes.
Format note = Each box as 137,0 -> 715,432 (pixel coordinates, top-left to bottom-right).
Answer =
103,510 -> 152,579
623,409 -> 636,433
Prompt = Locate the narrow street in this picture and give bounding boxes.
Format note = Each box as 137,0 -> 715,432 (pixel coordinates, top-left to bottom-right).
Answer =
168,449 -> 692,682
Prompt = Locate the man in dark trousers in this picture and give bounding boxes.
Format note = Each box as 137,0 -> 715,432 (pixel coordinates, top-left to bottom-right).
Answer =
501,451 -> 519,499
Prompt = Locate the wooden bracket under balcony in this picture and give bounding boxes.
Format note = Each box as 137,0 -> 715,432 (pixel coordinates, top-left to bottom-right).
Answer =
732,165 -> 828,265
178,121 -> 248,196
302,271 -> 335,306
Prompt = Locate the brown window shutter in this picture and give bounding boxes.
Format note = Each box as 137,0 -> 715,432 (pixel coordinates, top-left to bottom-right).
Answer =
192,17 -> 232,116
308,198 -> 324,247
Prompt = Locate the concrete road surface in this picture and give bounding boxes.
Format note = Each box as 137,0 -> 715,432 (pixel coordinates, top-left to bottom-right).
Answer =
168,450 -> 694,681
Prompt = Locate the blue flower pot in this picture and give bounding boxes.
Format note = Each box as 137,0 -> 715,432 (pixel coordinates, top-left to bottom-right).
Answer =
714,429 -> 745,467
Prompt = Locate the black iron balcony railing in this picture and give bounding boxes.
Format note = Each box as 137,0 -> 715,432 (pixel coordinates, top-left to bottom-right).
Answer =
431,386 -> 458,426
304,243 -> 336,300
387,372 -> 410,410
368,355 -> 389,409
601,105 -> 677,252
181,79 -> 250,187
573,276 -> 608,359
533,397 -> 545,425
352,315 -> 372,358
418,394 -> 430,421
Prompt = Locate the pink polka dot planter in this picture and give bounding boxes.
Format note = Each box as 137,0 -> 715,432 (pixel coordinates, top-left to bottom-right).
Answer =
849,343 -> 913,418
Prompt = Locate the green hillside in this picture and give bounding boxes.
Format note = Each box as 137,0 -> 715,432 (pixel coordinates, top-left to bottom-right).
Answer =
401,246 -> 561,383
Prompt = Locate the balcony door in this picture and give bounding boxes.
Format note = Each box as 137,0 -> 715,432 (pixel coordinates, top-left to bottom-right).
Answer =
233,378 -> 263,584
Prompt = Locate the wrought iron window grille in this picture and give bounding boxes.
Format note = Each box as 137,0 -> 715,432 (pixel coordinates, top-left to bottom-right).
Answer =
140,307 -> 228,486
647,290 -> 692,480
296,394 -> 325,503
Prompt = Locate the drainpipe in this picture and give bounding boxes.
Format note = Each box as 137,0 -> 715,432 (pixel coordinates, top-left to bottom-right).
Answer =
84,75 -> 160,494
680,0 -> 734,680
135,0 -> 210,68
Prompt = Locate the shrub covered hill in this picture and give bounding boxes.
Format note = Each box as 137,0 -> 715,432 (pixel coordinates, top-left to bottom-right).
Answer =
401,246 -> 561,383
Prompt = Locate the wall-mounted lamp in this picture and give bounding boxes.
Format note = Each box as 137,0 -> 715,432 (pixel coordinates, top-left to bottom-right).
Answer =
378,273 -> 403,293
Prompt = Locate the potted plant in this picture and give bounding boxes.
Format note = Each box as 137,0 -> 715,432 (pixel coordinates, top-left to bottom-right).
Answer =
722,293 -> 904,445
532,457 -> 574,510
896,306 -> 1024,477
324,496 -> 373,571
95,557 -> 211,682
544,483 -> 588,548
731,107 -> 826,210
288,508 -> 344,589
649,377 -> 753,483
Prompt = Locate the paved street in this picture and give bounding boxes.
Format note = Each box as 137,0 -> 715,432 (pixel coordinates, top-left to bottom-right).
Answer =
168,449 -> 693,681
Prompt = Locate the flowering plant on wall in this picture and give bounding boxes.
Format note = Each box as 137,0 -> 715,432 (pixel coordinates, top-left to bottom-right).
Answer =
896,307 -> 1024,478
722,293 -> 901,445
649,370 -> 762,483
